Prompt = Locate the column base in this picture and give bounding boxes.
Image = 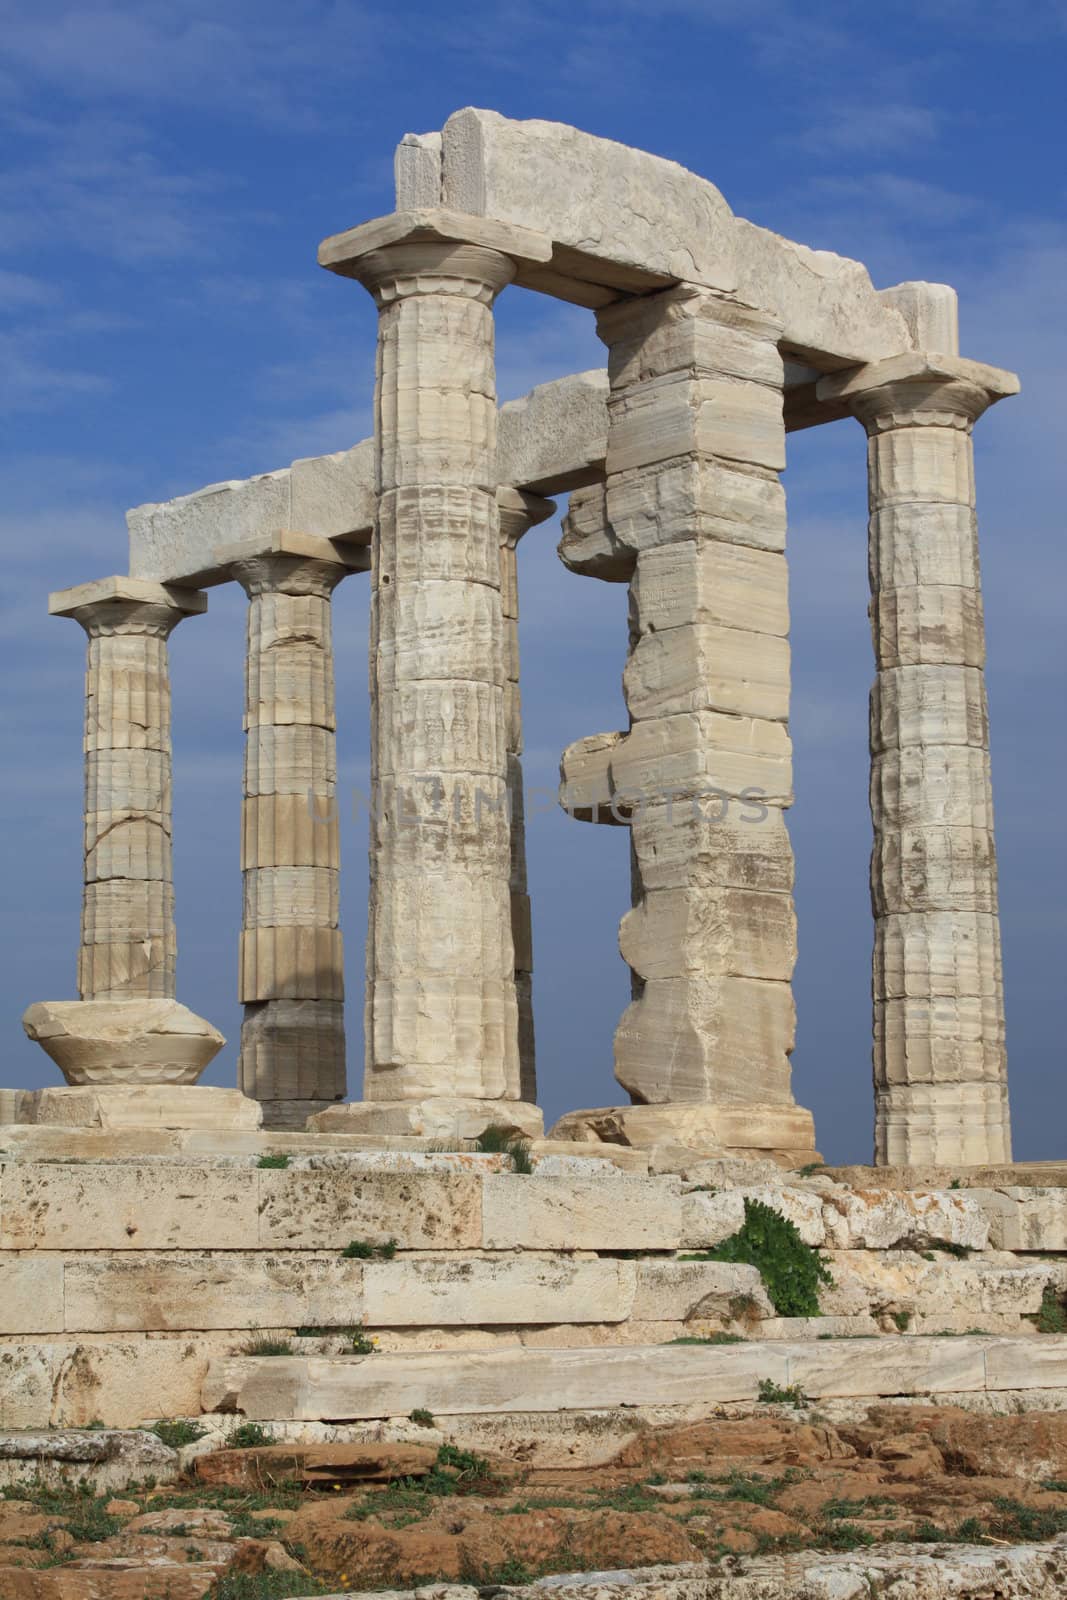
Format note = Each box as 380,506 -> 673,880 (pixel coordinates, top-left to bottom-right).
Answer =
307,1098 -> 544,1141
259,1098 -> 343,1131
547,1103 -> 819,1165
22,999 -> 224,1086
10,1084 -> 262,1131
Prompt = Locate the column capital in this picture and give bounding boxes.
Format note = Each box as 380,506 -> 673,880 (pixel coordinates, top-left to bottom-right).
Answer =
496,487 -> 555,550
215,530 -> 368,598
318,208 -> 552,305
817,352 -> 1019,432
49,575 -> 206,638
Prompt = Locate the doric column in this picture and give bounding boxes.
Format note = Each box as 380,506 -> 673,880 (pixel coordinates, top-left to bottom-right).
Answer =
558,286 -> 816,1158
819,352 -> 1020,1165
222,532 -> 355,1129
49,576 -> 206,1000
497,487 -> 555,1103
318,214 -> 546,1132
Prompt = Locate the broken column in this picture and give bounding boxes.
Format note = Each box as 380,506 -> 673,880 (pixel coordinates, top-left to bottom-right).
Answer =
21,577 -> 244,1129
497,487 -> 554,1103
315,212 -> 550,1139
223,532 -> 357,1129
819,350 -> 1019,1165
557,287 -> 817,1159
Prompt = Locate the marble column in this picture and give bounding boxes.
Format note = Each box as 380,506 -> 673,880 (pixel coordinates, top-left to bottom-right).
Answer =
318,217 -> 542,1134
229,535 -> 351,1129
563,285 -> 816,1158
497,487 -> 554,1103
49,576 -> 206,1000
819,353 -> 1019,1165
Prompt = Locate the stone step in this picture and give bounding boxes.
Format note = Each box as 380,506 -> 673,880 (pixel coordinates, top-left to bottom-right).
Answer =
204,1334 -> 1067,1422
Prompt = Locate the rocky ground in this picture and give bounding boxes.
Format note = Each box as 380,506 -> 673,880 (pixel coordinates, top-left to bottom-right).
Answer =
4,1404 -> 1067,1597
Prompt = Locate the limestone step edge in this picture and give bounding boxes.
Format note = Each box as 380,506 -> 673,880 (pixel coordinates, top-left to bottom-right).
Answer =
204,1333 -> 1067,1421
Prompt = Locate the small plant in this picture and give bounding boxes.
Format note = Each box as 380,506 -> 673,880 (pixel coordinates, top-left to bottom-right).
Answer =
342,1237 -> 398,1259
1034,1285 -> 1067,1334
210,1574 -> 334,1598
150,1418 -> 207,1449
475,1123 -> 534,1174
932,1239 -> 972,1259
240,1337 -> 294,1356
891,1310 -> 912,1332
686,1198 -> 833,1318
225,1421 -> 275,1448
409,1407 -> 435,1426
797,1162 -> 824,1178
257,1153 -> 290,1169
949,1177 -> 963,1190
757,1377 -> 810,1407
350,1330 -> 377,1355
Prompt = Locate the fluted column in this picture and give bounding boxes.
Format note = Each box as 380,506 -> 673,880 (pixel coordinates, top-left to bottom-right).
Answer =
230,541 -> 349,1128
562,285 -> 816,1158
49,577 -> 206,999
319,216 -> 544,1128
819,353 -> 1020,1165
497,487 -> 555,1103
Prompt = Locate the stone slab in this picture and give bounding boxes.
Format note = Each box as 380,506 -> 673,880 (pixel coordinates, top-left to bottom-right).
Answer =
481,1173 -> 683,1250
0,1163 -> 261,1250
548,1104 -> 818,1160
256,1169 -> 484,1250
308,1099 -> 544,1140
362,1257 -> 635,1326
17,1084 -> 260,1130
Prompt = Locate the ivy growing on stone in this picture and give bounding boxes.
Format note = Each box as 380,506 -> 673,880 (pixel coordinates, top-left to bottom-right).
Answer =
687,1197 -> 833,1319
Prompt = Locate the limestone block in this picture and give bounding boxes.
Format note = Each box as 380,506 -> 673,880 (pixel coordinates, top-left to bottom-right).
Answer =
615,975 -> 796,1105
550,1102 -> 815,1159
128,469 -> 291,584
22,999 -> 224,1087
787,1336 -> 986,1399
242,866 -> 339,928
497,370 -> 609,496
240,999 -> 345,1105
821,1190 -> 990,1251
0,1427 -> 179,1493
630,1260 -> 770,1322
607,457 -> 787,555
0,1257 -> 64,1335
380,486 -> 499,587
879,281 -> 959,354
876,1082 -> 1012,1166
870,503 -> 978,591
985,1338 -> 1067,1391
1,1339 -> 215,1428
242,793 -> 339,870
289,440 -> 375,541
557,481 -> 634,582
977,1188 -> 1067,1251
631,540 -> 788,638
610,712 -> 793,806
307,1098 -> 543,1142
362,1257 -> 636,1326
19,1085 -> 261,1131
375,578 -> 505,687
0,1163 -> 260,1250
442,108 -> 737,294
624,624 -> 790,723
62,1252 -> 364,1334
245,725 -> 336,796
871,824 -> 998,916
871,747 -> 994,832
731,217 -> 912,365
869,425 -> 974,507
482,1174 -> 683,1251
603,292 -> 784,390
619,886 -> 796,982
630,803 -> 794,894
876,993 -> 1005,1089
365,977 -> 518,1100
219,1340 -> 792,1422
559,730 -> 622,821
875,910 -> 1002,1001
394,130 -> 443,208
370,873 -> 513,979
872,584 -> 985,670
239,926 -> 344,1002
85,749 -> 168,816
871,666 -> 989,755
373,680 -> 505,776
257,1170 -> 483,1250
606,375 -> 785,475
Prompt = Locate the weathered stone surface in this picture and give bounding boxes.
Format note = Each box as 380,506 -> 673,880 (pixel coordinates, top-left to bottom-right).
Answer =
362,1257 -> 636,1326
976,1187 -> 1067,1251
0,1257 -> 64,1335
21,1000 -> 225,1088
307,1099 -> 543,1140
0,1163 -> 261,1250
482,1174 -> 683,1251
822,1187 -> 990,1251
0,1428 -> 177,1491
257,1170 -> 483,1250
550,1103 -> 816,1161
16,1084 -> 260,1131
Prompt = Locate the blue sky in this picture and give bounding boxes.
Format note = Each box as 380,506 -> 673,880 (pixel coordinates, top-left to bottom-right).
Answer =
1,0 -> 1064,1161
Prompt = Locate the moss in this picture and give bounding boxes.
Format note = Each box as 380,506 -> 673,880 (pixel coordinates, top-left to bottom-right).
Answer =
1034,1285 -> 1067,1334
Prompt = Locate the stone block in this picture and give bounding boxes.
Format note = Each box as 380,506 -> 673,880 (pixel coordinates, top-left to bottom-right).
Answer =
624,623 -> 790,723
821,1189 -> 991,1251
619,886 -> 796,983
61,1252 -> 364,1334
0,1339 -> 216,1429
482,1174 -> 683,1251
787,1335 -> 987,1398
608,457 -> 787,555
630,803 -> 794,895
631,540 -> 788,638
985,1337 -> 1067,1391
606,375 -> 785,475
0,1163 -> 260,1251
16,1085 -> 261,1131
497,370 -> 609,495
610,711 -> 793,806
976,1188 -> 1067,1251
362,1257 -> 636,1326
257,1170 -> 483,1250
630,1260 -> 770,1322
0,1257 -> 64,1335
22,1000 -> 224,1088
307,1099 -> 543,1141
615,975 -> 796,1105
